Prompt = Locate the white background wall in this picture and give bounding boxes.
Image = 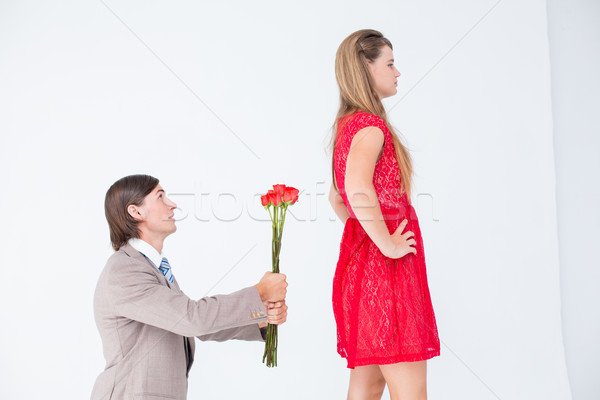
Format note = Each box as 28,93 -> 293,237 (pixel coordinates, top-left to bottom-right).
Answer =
547,1 -> 600,399
0,0 -> 588,398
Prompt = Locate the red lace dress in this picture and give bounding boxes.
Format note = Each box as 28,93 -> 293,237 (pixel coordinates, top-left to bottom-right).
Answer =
332,111 -> 441,368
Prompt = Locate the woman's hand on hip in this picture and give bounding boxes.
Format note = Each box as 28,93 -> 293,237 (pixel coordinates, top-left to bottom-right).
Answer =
383,219 -> 417,259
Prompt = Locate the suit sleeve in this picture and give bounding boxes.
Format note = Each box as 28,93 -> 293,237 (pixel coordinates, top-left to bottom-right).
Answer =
196,323 -> 265,342
107,258 -> 268,337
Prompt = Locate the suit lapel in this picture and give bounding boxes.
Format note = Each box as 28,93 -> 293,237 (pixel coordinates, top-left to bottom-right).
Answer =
120,243 -> 176,290
170,275 -> 183,293
121,242 -> 195,373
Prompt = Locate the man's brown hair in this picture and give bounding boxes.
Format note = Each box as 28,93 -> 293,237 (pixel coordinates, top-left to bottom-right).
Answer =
104,174 -> 159,251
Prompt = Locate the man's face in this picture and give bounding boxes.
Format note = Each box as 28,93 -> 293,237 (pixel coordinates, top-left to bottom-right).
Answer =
132,184 -> 178,238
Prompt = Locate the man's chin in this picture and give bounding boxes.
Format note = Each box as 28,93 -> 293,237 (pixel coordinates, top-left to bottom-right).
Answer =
165,223 -> 177,235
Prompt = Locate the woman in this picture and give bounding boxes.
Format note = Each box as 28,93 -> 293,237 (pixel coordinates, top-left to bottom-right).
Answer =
91,174 -> 288,399
329,30 -> 440,400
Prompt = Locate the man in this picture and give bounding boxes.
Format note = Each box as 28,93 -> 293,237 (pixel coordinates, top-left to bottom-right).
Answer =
91,174 -> 288,399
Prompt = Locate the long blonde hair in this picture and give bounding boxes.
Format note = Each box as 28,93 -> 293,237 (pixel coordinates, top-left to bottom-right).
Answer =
330,29 -> 413,201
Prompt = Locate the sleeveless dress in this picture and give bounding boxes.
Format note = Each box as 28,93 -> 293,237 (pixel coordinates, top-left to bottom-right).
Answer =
332,111 -> 441,368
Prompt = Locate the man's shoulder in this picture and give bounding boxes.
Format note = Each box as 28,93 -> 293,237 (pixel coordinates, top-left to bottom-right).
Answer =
106,243 -> 133,264
102,244 -> 147,277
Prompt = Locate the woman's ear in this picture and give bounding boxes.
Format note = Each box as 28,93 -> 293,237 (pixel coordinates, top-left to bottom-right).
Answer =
127,204 -> 146,221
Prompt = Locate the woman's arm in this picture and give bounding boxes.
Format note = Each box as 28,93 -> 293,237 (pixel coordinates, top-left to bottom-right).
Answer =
329,182 -> 350,224
345,126 -> 417,259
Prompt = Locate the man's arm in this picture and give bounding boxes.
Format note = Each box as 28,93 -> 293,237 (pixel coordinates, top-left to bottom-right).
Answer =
196,323 -> 265,342
196,298 -> 288,342
106,260 -> 282,337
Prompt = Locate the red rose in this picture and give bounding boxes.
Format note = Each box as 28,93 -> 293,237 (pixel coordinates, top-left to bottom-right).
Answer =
261,195 -> 270,206
282,186 -> 299,204
268,191 -> 282,206
273,184 -> 286,196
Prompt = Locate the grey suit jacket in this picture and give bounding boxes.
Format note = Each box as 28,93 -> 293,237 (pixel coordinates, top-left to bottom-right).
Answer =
91,243 -> 267,400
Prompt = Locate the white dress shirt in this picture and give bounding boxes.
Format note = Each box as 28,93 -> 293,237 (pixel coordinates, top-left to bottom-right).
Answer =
128,237 -> 167,272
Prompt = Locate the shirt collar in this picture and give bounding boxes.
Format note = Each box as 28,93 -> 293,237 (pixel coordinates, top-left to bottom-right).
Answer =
128,237 -> 165,270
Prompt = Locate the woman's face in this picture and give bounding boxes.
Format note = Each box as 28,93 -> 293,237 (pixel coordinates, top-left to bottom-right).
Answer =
367,45 -> 401,99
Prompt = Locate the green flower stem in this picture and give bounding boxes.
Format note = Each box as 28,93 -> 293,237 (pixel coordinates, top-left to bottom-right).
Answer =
262,203 -> 292,367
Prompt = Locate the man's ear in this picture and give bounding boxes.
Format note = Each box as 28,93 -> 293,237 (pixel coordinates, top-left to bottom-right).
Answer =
127,204 -> 146,222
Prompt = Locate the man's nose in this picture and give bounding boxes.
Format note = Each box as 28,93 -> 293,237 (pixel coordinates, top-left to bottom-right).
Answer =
165,197 -> 177,208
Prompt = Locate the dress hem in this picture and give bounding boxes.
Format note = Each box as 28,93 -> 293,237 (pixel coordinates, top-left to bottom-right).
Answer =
339,348 -> 441,369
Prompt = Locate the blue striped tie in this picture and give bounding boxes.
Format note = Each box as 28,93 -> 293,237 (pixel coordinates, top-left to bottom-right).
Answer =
158,257 -> 174,283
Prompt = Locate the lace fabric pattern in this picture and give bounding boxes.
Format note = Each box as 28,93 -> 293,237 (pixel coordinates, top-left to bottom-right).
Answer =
332,112 -> 441,368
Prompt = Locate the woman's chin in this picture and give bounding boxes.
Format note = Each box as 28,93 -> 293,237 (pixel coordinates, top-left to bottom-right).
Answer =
382,91 -> 397,99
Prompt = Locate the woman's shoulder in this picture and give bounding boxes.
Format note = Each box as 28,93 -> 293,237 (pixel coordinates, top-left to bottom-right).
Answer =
342,111 -> 387,134
353,111 -> 385,123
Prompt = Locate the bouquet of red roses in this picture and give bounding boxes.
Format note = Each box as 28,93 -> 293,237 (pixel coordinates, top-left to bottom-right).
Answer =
260,184 -> 299,367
